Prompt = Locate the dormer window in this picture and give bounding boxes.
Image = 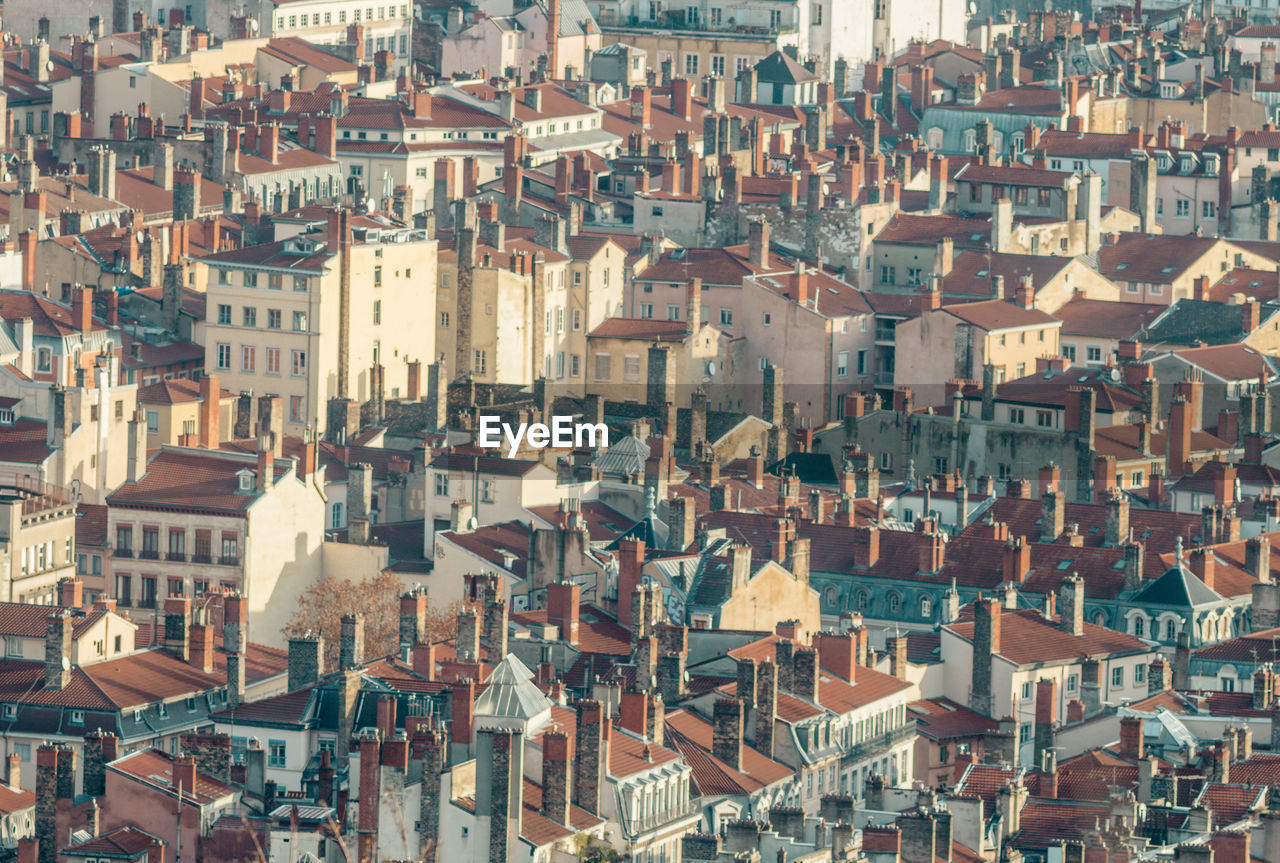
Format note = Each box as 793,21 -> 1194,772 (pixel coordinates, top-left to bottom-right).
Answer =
70,710 -> 84,724
236,469 -> 255,493
2,705 -> 15,720
0,408 -> 13,425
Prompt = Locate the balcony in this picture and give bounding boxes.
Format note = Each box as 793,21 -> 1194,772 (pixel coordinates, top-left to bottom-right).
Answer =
138,597 -> 158,610
219,555 -> 240,567
874,371 -> 895,388
192,554 -> 212,564
115,548 -> 134,559
842,724 -> 917,764
139,550 -> 160,561
166,552 -> 188,563
621,800 -> 699,837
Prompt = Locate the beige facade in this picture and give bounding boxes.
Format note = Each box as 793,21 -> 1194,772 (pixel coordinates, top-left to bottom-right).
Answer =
200,218 -> 438,437
585,321 -> 741,408
714,560 -> 821,634
107,446 -> 326,648
0,478 -> 77,604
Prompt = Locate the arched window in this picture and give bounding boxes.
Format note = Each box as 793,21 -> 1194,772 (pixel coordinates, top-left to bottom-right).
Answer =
921,596 -> 933,618
1092,610 -> 1107,626
927,127 -> 944,150
856,590 -> 869,610
1165,618 -> 1178,641
963,129 -> 977,152
1132,616 -> 1144,638
887,593 -> 901,614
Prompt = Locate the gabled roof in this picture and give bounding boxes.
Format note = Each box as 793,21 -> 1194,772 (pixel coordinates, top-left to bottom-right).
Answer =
663,707 -> 792,796
108,748 -> 235,805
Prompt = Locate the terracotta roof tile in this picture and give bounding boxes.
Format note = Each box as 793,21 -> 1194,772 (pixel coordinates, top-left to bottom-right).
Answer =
109,748 -> 236,804
945,607 -> 1150,665
106,448 -> 293,516
663,708 -> 792,795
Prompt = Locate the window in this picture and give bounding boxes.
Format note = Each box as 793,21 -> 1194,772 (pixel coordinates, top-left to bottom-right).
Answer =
880,452 -> 893,470
146,410 -> 159,434
667,305 -> 681,321
290,395 -> 305,424
1009,408 -> 1025,424
719,308 -> 733,326
194,531 -> 211,563
880,265 -> 896,284
293,311 -> 308,331
440,312 -> 450,328
572,309 -> 582,331
266,347 -> 280,375
216,343 -> 231,370
116,525 -> 133,554
710,6 -> 722,23
221,534 -> 239,563
242,307 -> 256,327
1063,344 -> 1076,361
244,272 -> 258,288
373,300 -> 381,324
267,309 -> 282,329
293,276 -> 308,292
1111,666 -> 1124,687
217,304 -> 232,325
291,350 -> 306,376
434,474 -> 449,496
168,578 -> 184,597
1135,663 -> 1146,684
1202,200 -> 1216,219
594,354 -> 611,380
1176,199 -> 1190,217
556,308 -> 565,333
1221,677 -> 1235,692
570,354 -> 580,377
116,574 -> 132,604
640,303 -> 654,319
624,355 -> 641,382
1038,188 -> 1052,207
1086,346 -> 1102,363
711,54 -> 725,76
684,54 -> 699,75
36,348 -> 51,372
373,266 -> 382,287
837,351 -> 848,377
168,530 -> 185,560
1021,681 -> 1033,700
268,739 -> 287,767
1036,410 -> 1053,428
241,346 -> 256,372
473,350 -> 486,375
857,350 -> 866,375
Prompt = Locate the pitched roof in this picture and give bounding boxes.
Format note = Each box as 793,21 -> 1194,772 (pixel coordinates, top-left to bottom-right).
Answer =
754,51 -> 820,84
108,748 -> 236,804
663,707 -> 792,795
1131,562 -> 1224,606
1053,297 -> 1165,339
945,607 -> 1150,665
106,448 -> 293,515
909,698 -> 999,740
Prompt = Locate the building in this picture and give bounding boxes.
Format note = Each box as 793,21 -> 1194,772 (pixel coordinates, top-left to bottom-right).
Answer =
0,476 -> 77,605
199,210 -> 437,438
105,444 -> 326,644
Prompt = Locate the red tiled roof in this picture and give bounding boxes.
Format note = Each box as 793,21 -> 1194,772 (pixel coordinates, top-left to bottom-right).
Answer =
76,504 -> 110,547
0,783 -> 34,814
946,607 -> 1149,665
86,642 -> 287,709
61,825 -> 161,856
509,605 -> 631,656
1195,782 -> 1267,825
909,698 -> 999,741
0,290 -> 108,336
0,605 -> 106,639
663,708 -> 792,795
1193,626 -> 1280,663
109,748 -> 236,804
1168,344 -> 1276,382
955,163 -> 1074,188
955,762 -> 1021,811
1011,799 -> 1112,849
105,448 -> 293,516
1052,297 -> 1165,339
942,299 -> 1060,331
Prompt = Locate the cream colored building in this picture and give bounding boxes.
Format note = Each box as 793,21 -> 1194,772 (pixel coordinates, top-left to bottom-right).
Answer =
0,478 -> 78,605
106,445 -> 326,648
585,318 -> 741,408
198,212 -> 438,437
269,0 -> 413,73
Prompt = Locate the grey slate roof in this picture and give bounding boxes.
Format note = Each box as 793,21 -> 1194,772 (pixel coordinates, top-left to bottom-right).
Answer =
1131,562 -> 1224,607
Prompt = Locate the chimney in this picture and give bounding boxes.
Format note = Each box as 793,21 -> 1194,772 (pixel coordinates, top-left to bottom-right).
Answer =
256,436 -> 274,491
1119,716 -> 1144,759
573,700 -> 607,815
1168,396 -> 1193,476
970,597 -> 1000,715
163,596 -> 191,661
671,77 -> 693,120
44,611 -> 73,689
815,632 -> 857,683
748,218 -> 769,267
58,577 -> 83,609
1041,490 -> 1066,542
340,613 -> 365,671
287,634 -> 325,691
197,375 -> 220,448
190,623 -> 214,672
711,698 -> 744,769
542,731 -> 572,824
1003,536 -> 1031,583
547,580 -> 581,645
1059,573 -> 1085,637
630,86 -> 652,127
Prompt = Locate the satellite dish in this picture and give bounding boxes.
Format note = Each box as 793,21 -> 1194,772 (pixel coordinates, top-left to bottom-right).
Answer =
705,360 -> 716,377
1110,367 -> 1120,382
61,656 -> 70,671
45,60 -> 54,72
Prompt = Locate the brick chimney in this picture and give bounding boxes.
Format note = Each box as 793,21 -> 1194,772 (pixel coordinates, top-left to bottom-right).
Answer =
815,632 -> 857,683
1003,536 -> 1031,582
542,730 -> 572,824
1119,716 -> 1144,759
547,580 -> 580,645
287,634 -> 324,691
164,596 -> 191,661
58,577 -> 83,609
190,623 -> 214,672
1188,547 -> 1216,592
970,597 -> 1000,715
198,374 -> 219,448
573,700 -> 607,814
1059,573 -> 1085,637
44,611 -> 73,689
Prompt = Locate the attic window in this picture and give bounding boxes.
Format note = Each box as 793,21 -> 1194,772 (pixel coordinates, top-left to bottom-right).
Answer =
1160,266 -> 1176,274
238,473 -> 254,492
1116,263 -> 1130,271
2,705 -> 14,720
0,408 -> 12,425
70,710 -> 84,724
1056,559 -> 1073,570
977,269 -> 989,277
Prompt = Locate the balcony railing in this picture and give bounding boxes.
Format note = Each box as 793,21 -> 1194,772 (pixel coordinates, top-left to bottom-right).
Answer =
138,597 -> 158,610
219,555 -> 240,567
597,11 -> 796,37
621,800 -> 699,836
166,552 -> 188,563
139,550 -> 160,560
842,724 -> 916,764
192,554 -> 212,564
115,548 -> 133,559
